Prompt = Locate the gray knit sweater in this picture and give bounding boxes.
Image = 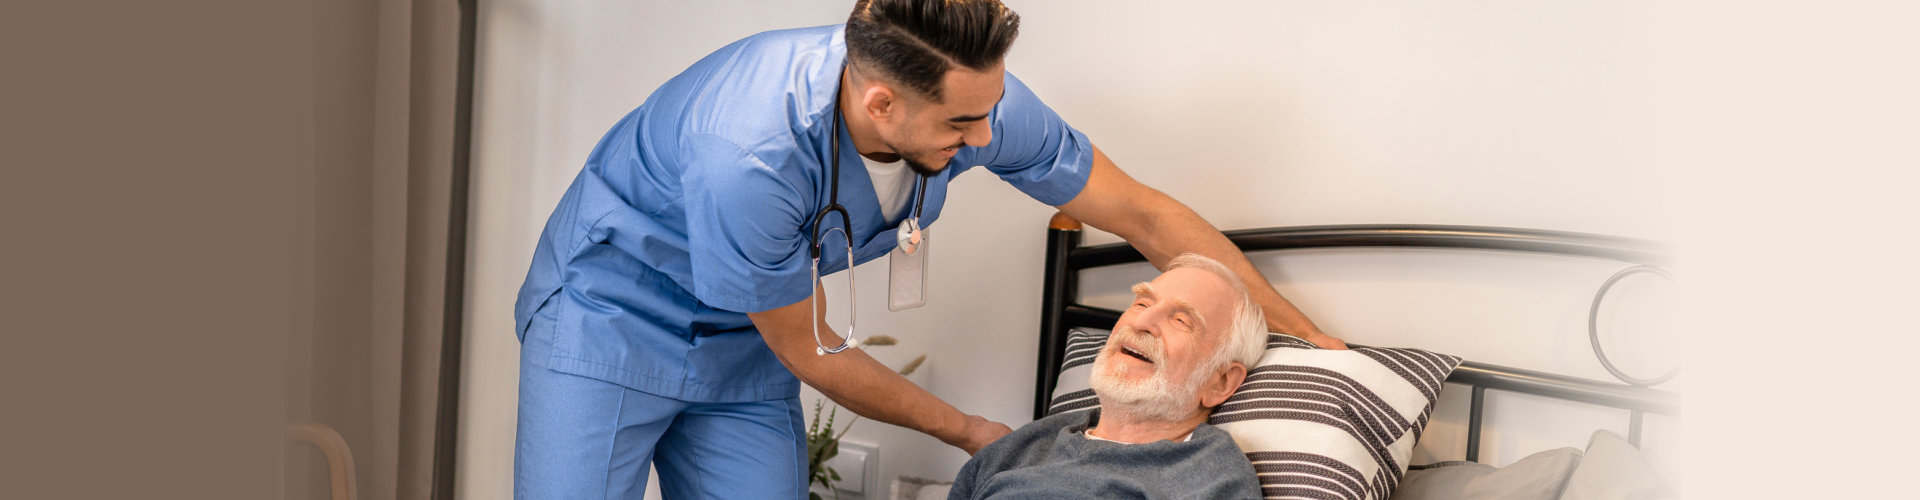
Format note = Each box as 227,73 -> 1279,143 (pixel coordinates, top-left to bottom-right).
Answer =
949,409 -> 1262,499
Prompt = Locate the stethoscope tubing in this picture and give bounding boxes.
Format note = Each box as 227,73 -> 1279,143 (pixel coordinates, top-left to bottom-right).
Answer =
809,69 -> 931,356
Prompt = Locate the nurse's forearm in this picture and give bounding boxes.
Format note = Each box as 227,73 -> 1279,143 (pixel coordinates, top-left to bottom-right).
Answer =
1058,147 -> 1339,347
748,288 -> 1007,454
1134,201 -> 1327,339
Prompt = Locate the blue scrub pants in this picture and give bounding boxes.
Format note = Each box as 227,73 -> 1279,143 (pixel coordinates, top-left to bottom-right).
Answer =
514,303 -> 807,499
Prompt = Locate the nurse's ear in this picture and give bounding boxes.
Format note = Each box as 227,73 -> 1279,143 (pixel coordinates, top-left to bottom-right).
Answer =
860,83 -> 897,124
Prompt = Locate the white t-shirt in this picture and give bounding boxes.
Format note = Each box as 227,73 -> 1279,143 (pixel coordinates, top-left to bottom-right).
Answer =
862,155 -> 916,223
1084,429 -> 1195,444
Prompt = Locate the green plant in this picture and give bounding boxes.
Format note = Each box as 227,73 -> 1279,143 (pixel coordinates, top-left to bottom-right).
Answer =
806,335 -> 925,500
805,400 -> 847,500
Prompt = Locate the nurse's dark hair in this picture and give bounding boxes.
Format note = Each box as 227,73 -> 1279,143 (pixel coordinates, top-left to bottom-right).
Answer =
845,0 -> 1019,102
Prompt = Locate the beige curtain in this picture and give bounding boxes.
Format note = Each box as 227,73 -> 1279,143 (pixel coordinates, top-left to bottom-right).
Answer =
290,1 -> 466,499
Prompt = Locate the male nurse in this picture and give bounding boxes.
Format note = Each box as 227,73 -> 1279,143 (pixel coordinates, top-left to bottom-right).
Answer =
512,1 -> 1346,498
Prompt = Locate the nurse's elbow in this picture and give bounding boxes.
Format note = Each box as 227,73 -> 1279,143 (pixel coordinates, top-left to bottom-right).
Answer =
746,307 -> 825,378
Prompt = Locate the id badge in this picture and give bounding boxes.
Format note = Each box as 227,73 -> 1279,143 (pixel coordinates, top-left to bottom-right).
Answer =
888,230 -> 929,311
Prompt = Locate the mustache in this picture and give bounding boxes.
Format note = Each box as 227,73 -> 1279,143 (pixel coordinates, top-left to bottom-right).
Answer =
1107,325 -> 1164,363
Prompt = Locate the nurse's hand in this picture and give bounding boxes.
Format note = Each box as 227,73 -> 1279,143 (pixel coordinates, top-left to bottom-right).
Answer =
948,415 -> 1013,455
1300,331 -> 1348,350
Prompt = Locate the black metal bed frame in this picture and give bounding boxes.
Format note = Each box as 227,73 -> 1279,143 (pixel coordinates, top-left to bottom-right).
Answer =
1034,213 -> 1681,462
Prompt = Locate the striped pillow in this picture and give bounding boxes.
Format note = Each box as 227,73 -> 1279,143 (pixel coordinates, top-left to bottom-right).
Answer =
1045,328 -> 1462,500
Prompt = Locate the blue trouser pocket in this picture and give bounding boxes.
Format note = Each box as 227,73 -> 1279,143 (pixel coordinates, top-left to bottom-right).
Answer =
516,288 -> 561,344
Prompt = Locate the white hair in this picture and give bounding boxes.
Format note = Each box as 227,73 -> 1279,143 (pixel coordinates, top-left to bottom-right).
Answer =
1164,253 -> 1267,374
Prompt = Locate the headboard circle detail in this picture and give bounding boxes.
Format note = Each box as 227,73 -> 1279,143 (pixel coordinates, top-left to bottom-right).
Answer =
1588,264 -> 1680,387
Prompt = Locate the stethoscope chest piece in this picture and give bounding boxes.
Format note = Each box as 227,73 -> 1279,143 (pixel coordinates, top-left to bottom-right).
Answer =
896,217 -> 923,255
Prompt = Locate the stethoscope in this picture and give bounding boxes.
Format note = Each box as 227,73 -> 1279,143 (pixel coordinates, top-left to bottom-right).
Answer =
810,84 -> 929,356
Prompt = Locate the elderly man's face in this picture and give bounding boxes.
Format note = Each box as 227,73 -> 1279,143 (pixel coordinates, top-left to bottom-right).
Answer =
1089,267 -> 1240,421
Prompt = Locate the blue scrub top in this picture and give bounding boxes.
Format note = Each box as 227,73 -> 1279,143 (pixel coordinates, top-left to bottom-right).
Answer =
514,24 -> 1094,403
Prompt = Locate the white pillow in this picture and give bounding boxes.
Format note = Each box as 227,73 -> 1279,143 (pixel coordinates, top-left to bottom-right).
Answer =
1046,328 -> 1463,500
1392,448 -> 1583,500
912,483 -> 952,500
1557,430 -> 1677,500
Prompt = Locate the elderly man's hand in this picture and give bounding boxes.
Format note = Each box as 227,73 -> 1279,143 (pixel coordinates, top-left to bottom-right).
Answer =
950,415 -> 1013,455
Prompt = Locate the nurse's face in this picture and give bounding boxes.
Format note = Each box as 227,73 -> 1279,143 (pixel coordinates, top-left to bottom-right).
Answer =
878,63 -> 1003,175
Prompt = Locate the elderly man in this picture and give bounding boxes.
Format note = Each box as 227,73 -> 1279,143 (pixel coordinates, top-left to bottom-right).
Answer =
949,253 -> 1268,499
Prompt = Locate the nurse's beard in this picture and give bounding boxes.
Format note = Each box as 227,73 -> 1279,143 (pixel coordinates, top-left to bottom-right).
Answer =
886,138 -> 957,176
902,153 -> 946,177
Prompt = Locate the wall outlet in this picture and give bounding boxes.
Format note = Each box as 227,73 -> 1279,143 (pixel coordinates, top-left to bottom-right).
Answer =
826,440 -> 879,496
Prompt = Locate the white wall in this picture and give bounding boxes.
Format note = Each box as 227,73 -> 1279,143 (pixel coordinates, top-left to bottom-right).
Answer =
460,1 -> 1677,498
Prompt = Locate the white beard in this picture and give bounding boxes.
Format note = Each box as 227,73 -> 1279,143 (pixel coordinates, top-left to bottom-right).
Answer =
1088,328 -> 1206,423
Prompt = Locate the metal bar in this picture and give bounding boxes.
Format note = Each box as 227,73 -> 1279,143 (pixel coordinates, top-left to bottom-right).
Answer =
1034,221 -> 1082,420
1467,386 -> 1485,463
1045,304 -> 1681,416
1450,362 -> 1680,415
1068,225 -> 1670,270
1629,410 -> 1645,448
1062,305 -> 1121,331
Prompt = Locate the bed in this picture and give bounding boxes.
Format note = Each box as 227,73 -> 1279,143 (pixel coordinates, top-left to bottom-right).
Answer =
1029,213 -> 1681,500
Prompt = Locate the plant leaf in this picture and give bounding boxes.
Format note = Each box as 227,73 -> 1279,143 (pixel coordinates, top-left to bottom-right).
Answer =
809,400 -> 823,436
897,354 -> 927,376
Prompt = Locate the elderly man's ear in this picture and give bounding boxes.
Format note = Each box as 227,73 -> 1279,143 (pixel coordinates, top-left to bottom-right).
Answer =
1198,362 -> 1249,410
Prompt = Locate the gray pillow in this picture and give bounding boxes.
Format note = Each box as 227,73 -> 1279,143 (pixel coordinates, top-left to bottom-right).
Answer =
1391,448 -> 1583,500
1557,430 -> 1677,500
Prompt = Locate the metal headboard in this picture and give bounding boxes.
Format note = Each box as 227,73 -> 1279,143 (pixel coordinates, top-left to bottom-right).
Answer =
1034,213 -> 1680,462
